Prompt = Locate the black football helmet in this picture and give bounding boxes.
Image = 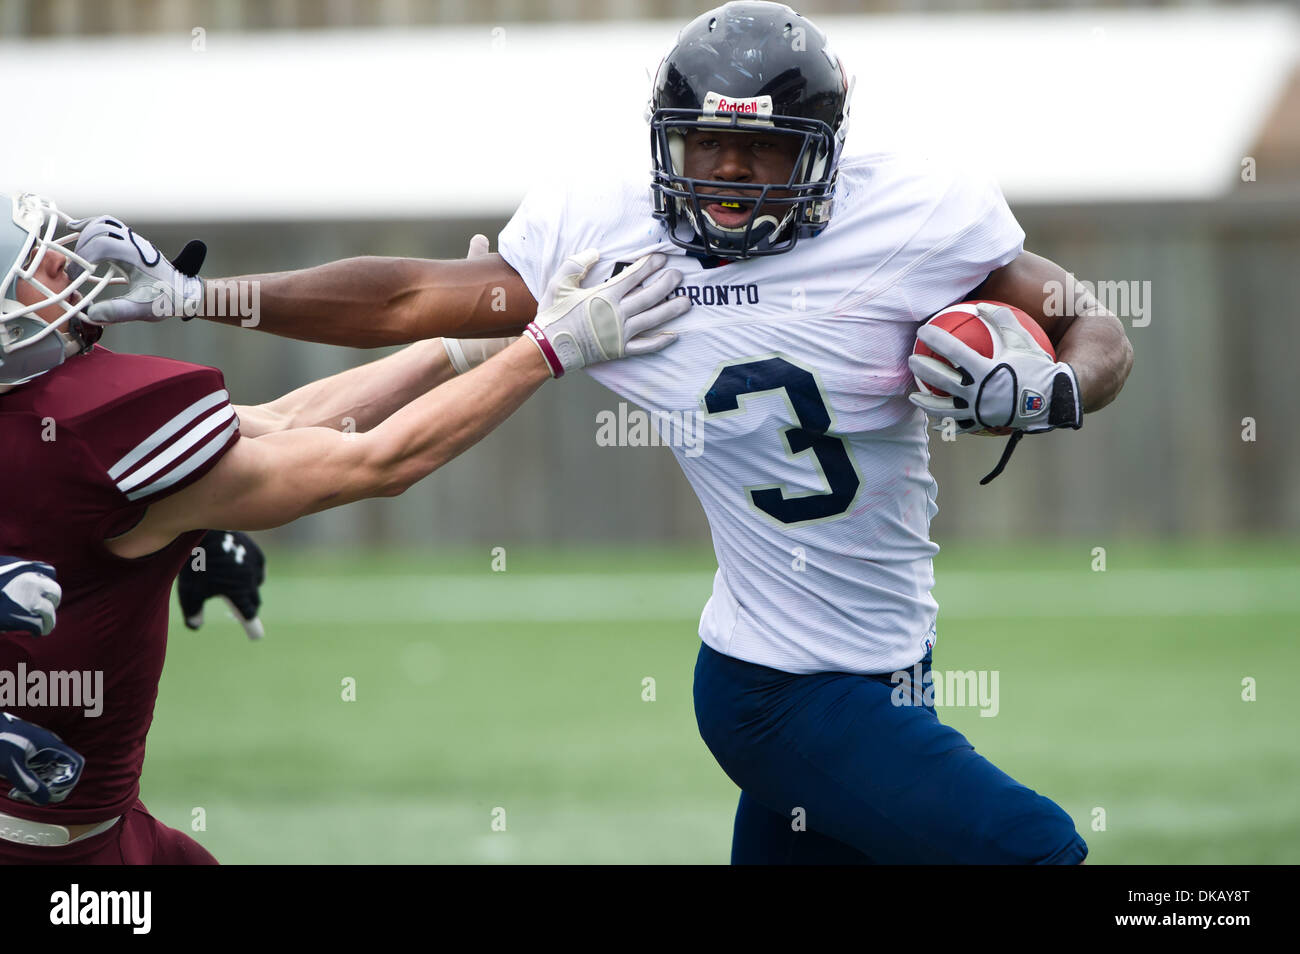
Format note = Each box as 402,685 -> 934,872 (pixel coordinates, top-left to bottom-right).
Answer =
648,2 -> 852,259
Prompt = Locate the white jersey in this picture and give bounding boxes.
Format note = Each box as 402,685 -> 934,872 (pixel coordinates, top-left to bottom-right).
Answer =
498,153 -> 1024,674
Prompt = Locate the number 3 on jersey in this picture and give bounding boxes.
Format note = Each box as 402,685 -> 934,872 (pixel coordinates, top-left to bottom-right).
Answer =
703,355 -> 861,525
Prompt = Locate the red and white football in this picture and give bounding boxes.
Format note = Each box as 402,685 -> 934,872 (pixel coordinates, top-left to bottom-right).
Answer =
912,300 -> 1054,437
912,300 -> 1054,399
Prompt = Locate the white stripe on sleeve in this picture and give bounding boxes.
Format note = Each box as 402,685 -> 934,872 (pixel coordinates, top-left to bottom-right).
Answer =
116,404 -> 236,494
125,418 -> 240,502
107,389 -> 230,481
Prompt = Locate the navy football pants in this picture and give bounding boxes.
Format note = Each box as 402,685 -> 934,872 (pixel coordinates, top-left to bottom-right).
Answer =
693,642 -> 1087,865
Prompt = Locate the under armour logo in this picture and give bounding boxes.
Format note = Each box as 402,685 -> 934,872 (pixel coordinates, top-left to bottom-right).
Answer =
221,533 -> 246,564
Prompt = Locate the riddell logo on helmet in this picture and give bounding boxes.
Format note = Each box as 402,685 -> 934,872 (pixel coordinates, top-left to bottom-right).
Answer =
702,92 -> 773,120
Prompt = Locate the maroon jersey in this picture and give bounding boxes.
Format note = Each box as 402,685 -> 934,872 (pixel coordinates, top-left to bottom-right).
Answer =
0,345 -> 240,825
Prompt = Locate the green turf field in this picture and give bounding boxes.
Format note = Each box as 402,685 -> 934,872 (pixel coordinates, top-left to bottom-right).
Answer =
141,539 -> 1300,864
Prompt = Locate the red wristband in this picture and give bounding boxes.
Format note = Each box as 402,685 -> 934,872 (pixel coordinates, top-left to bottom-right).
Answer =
524,322 -> 565,378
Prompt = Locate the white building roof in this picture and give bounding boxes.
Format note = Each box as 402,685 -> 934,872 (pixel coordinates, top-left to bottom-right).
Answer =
3,5 -> 1296,220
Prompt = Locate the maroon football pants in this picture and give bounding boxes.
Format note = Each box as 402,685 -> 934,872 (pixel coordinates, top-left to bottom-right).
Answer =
0,800 -> 217,865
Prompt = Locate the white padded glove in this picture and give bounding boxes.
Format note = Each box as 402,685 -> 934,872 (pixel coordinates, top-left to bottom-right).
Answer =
524,250 -> 688,377
70,216 -> 206,323
908,303 -> 1082,435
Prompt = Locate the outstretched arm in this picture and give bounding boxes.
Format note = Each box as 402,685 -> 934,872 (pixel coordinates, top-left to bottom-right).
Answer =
108,338 -> 552,559
233,337 -> 457,438
72,216 -> 540,348
105,248 -> 689,558
208,253 -> 537,348
232,235 -> 512,437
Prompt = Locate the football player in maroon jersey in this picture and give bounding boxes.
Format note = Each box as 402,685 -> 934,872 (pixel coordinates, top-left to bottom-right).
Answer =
0,191 -> 687,862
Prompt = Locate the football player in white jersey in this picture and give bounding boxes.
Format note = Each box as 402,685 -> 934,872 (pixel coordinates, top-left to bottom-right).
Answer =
81,2 -> 1130,863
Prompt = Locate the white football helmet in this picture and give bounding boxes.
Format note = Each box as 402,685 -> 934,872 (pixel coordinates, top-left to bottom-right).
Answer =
0,192 -> 120,388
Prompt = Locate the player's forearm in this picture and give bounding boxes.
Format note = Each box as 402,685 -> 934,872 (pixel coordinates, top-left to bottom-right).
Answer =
237,338 -> 457,436
1055,312 -> 1133,413
359,337 -> 549,495
112,340 -> 549,556
259,339 -> 548,512
203,255 -> 533,347
973,251 -> 1133,414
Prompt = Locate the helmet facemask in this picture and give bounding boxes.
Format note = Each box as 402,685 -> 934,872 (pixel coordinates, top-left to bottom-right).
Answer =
650,101 -> 842,259
0,192 -> 117,389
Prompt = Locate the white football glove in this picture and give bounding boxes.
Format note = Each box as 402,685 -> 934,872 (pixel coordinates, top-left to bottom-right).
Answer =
524,250 -> 688,377
0,559 -> 61,637
908,303 -> 1082,435
70,216 -> 207,324
441,234 -> 519,374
